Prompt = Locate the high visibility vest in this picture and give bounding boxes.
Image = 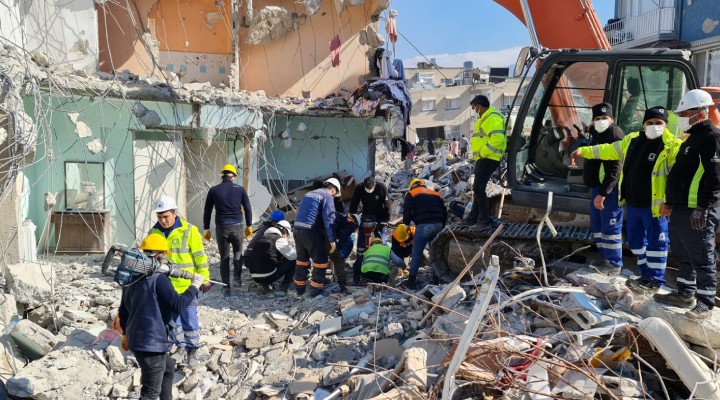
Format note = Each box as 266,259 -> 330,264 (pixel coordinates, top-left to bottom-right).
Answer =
360,244 -> 391,275
151,217 -> 210,293
578,129 -> 682,217
471,106 -> 506,161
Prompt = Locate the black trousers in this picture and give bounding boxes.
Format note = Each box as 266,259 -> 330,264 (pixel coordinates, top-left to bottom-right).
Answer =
670,205 -> 719,307
294,229 -> 330,294
467,158 -> 500,223
254,259 -> 295,286
361,271 -> 389,284
330,249 -> 350,286
134,351 -> 175,400
216,223 -> 244,284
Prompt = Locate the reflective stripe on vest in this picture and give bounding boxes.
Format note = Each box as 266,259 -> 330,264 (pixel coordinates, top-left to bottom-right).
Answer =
361,245 -> 391,275
688,157 -> 704,208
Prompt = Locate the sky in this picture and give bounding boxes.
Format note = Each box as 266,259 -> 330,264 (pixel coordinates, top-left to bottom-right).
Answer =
391,0 -> 615,68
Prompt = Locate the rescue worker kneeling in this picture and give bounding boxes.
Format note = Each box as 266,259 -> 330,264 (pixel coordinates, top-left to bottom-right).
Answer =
244,221 -> 296,293
118,234 -> 205,400
360,238 -> 407,284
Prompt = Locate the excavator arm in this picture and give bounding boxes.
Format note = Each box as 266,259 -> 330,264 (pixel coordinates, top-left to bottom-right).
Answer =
493,0 -> 610,50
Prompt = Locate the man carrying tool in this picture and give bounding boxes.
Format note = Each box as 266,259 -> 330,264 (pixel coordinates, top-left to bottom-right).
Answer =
349,176 -> 392,285
293,178 -> 340,297
119,233 -> 205,400
403,179 -> 447,289
572,107 -> 682,293
583,102 -> 625,274
462,95 -> 506,228
244,220 -> 296,294
150,195 -> 209,366
360,238 -> 407,284
654,89 -> 720,319
203,164 -> 253,295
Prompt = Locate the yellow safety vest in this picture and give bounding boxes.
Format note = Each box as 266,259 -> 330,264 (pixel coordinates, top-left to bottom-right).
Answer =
471,106 -> 507,161
151,217 -> 209,293
578,129 -> 682,217
360,244 -> 391,275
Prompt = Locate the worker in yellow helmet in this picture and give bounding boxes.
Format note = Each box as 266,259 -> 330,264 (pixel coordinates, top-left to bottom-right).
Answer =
360,238 -> 407,283
203,163 -> 253,296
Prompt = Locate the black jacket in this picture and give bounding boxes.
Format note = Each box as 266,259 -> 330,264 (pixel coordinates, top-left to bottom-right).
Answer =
583,124 -> 624,196
203,178 -> 252,229
666,120 -> 720,208
349,183 -> 390,222
403,186 -> 447,226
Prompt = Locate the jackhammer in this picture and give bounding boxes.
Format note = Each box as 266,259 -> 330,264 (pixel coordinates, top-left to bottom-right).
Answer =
102,244 -> 225,287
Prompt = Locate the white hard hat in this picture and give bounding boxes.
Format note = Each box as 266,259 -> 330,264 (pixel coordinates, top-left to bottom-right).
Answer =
277,220 -> 291,231
264,227 -> 282,236
675,89 -> 714,112
324,178 -> 342,197
154,195 -> 178,213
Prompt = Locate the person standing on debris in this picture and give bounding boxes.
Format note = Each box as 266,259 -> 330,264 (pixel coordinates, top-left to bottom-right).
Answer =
293,178 -> 340,297
360,238 -> 407,283
654,89 -> 720,319
450,138 -> 459,156
247,210 -> 285,250
202,164 -> 253,294
459,134 -> 470,158
244,221 -> 296,294
330,213 -> 360,293
349,176 -> 392,284
403,179 -> 447,289
427,138 -> 436,155
150,195 -> 209,365
572,107 -> 682,293
582,103 -> 625,273
462,95 -> 506,228
119,234 -> 205,400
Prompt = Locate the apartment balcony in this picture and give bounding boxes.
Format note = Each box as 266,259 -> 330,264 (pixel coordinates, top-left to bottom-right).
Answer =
604,7 -> 678,49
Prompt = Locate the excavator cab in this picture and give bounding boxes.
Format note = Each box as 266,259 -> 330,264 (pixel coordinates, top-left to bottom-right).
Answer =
507,49 -> 700,214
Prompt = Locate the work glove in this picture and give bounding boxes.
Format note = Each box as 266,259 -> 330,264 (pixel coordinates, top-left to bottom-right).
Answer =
244,226 -> 253,238
191,273 -> 205,289
121,335 -> 129,352
200,284 -> 213,293
691,207 -> 708,230
202,230 -> 211,241
660,203 -> 673,217
329,242 -> 336,254
398,268 -> 409,278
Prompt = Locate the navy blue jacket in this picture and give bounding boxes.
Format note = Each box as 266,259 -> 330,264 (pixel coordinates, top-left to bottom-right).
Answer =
203,178 -> 252,229
119,273 -> 198,353
333,212 -> 357,248
294,188 -> 336,242
403,186 -> 447,226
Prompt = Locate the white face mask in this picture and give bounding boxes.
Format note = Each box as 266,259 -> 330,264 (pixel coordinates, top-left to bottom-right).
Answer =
677,116 -> 695,132
644,125 -> 664,140
593,119 -> 611,133
365,186 -> 375,193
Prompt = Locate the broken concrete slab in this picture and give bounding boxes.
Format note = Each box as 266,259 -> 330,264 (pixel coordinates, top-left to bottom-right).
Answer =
6,263 -> 54,306
246,7 -> 295,45
0,294 -> 18,326
384,322 -> 404,337
319,317 -> 342,336
304,0 -> 322,15
10,319 -> 58,360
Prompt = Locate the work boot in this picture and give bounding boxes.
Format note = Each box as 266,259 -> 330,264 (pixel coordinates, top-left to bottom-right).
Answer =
687,302 -> 713,319
232,279 -> 242,288
259,284 -> 273,294
307,288 -> 325,298
186,348 -> 200,369
589,260 -> 621,276
280,283 -> 290,292
296,286 -> 306,297
222,286 -> 232,297
625,277 -> 660,293
403,277 -> 418,291
457,219 -> 475,226
653,289 -> 694,308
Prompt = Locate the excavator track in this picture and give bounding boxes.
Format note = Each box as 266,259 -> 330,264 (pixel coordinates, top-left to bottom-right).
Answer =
429,222 -> 595,283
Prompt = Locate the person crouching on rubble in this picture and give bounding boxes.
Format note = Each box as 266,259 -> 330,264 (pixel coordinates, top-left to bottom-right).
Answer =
572,107 -> 682,293
244,220 -> 295,293
391,223 -> 415,277
403,179 -> 447,289
118,234 -> 205,400
582,102 -> 625,274
329,213 -> 360,293
360,238 -> 407,283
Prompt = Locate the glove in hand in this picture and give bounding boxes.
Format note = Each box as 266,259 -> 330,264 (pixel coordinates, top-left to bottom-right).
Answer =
244,226 -> 253,238
200,283 -> 212,293
202,230 -> 211,241
191,273 -> 205,289
691,207 -> 708,230
329,242 -> 336,254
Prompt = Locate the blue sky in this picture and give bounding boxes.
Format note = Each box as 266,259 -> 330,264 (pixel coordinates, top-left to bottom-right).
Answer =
391,0 -> 615,68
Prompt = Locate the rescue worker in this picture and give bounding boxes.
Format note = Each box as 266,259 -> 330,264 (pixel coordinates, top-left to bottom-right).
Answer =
654,89 -> 720,319
150,196 -> 209,364
202,164 -> 252,294
349,176 -> 391,284
293,178 -> 340,296
391,223 -> 414,260
360,238 -> 407,283
460,134 -> 470,158
572,107 -> 682,293
330,213 -> 360,293
311,173 -> 346,213
583,103 -> 625,273
244,220 -> 295,293
119,234 -> 204,400
463,95 -> 506,227
247,210 -> 285,250
403,179 -> 447,289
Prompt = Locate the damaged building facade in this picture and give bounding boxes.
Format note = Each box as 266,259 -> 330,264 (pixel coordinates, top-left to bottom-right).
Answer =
0,0 -> 400,261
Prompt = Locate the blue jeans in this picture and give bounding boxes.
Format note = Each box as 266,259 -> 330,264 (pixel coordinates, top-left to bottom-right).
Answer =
625,205 -> 668,284
172,298 -> 199,349
409,222 -> 444,279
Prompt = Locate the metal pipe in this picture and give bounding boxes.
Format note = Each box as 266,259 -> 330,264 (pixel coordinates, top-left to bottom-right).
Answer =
519,0 -> 540,49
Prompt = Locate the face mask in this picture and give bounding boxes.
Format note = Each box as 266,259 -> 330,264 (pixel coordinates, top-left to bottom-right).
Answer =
644,125 -> 664,140
593,119 -> 611,133
365,186 -> 374,193
677,115 -> 699,132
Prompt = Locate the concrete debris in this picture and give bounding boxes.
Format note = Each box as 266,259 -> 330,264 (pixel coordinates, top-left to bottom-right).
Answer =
67,112 -> 93,138
131,102 -> 162,127
304,0 -> 322,16
5,263 -> 54,307
86,138 -> 107,154
246,7 -> 296,45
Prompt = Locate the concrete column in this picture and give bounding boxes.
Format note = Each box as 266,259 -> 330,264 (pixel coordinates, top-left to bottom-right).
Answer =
0,174 -> 25,272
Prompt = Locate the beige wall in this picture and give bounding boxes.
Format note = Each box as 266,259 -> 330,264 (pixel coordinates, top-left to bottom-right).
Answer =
97,0 -> 157,77
238,0 -> 379,98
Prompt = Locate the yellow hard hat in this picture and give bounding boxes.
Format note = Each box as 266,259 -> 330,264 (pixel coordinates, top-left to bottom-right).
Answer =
139,233 -> 169,253
446,153 -> 454,159
371,237 -> 383,245
221,164 -> 237,176
393,224 -> 409,242
409,178 -> 424,190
